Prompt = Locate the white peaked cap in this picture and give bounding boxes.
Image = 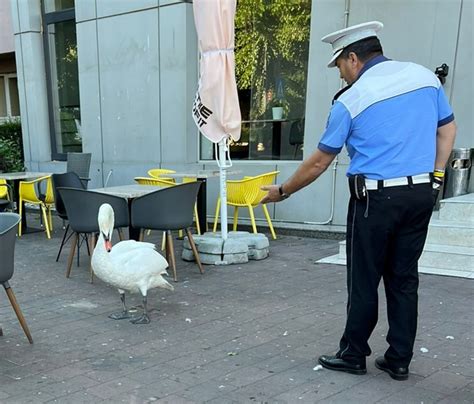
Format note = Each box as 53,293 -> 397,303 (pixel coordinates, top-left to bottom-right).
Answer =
321,21 -> 383,68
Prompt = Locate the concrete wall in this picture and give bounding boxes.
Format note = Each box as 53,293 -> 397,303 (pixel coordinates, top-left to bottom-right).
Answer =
74,0 -> 199,189
0,1 -> 15,54
11,0 -> 474,232
450,0 -> 473,149
11,0 -> 51,170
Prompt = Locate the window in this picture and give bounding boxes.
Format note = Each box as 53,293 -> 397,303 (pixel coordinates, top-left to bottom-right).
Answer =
0,74 -> 20,122
43,0 -> 81,159
44,0 -> 75,13
200,0 -> 311,161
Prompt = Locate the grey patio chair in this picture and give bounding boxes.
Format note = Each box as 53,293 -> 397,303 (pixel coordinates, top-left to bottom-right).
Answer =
51,172 -> 86,263
66,152 -> 92,188
131,181 -> 203,282
58,188 -> 129,282
0,213 -> 33,344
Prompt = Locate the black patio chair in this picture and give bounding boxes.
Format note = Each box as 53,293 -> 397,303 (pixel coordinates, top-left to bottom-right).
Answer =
66,152 -> 92,188
0,213 -> 33,344
51,172 -> 86,263
131,181 -> 203,282
58,188 -> 129,282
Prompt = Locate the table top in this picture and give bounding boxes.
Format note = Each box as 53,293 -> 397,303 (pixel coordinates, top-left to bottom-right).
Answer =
0,172 -> 52,180
166,169 -> 242,179
91,184 -> 165,199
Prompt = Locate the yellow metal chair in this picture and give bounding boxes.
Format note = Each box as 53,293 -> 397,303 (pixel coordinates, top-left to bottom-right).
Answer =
0,179 -> 8,199
213,171 -> 279,239
18,176 -> 54,238
134,177 -> 175,187
147,168 -> 176,183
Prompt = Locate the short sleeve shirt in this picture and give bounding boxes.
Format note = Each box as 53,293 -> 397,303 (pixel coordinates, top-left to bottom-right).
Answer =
318,56 -> 454,180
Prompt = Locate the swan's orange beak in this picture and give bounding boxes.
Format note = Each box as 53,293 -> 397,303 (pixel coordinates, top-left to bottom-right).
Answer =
105,239 -> 112,252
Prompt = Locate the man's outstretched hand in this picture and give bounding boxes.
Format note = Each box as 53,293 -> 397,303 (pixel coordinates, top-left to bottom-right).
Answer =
260,185 -> 284,204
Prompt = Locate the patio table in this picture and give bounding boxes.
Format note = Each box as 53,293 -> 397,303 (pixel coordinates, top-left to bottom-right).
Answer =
0,172 -> 53,233
91,184 -> 163,240
165,169 -> 242,232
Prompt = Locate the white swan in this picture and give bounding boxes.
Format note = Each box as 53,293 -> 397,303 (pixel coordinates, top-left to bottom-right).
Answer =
92,203 -> 174,324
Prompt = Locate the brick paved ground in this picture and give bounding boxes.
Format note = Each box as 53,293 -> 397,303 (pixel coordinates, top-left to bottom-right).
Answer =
0,213 -> 472,403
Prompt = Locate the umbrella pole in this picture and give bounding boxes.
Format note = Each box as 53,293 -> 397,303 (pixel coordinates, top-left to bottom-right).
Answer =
218,138 -> 228,241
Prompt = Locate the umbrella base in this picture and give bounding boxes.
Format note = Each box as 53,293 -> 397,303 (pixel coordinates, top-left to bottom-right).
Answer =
182,231 -> 269,265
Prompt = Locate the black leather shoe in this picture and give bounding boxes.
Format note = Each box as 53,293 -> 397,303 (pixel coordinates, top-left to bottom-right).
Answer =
318,355 -> 367,375
375,356 -> 409,381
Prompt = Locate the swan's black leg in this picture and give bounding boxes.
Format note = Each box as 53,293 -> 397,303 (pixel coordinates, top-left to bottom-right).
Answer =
109,292 -> 131,320
131,295 -> 151,324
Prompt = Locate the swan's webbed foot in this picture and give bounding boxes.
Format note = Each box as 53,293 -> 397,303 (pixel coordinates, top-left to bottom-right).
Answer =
130,295 -> 151,324
130,313 -> 150,324
109,310 -> 131,320
109,292 -> 131,320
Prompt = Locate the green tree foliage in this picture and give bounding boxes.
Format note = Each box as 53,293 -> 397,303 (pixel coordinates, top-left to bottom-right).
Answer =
0,119 -> 24,172
235,0 -> 311,119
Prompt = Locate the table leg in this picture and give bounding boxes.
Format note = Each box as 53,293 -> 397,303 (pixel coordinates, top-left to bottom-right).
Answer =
13,179 -> 30,232
196,178 -> 207,233
127,199 -> 141,241
11,179 -> 25,224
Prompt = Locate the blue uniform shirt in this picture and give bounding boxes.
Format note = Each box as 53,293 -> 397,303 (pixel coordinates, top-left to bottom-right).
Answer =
318,55 -> 454,180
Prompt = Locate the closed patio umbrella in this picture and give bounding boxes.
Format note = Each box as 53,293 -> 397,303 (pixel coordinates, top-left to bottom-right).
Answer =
192,0 -> 241,240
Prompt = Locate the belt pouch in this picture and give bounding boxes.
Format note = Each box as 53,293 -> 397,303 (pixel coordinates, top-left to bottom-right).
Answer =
348,175 -> 367,200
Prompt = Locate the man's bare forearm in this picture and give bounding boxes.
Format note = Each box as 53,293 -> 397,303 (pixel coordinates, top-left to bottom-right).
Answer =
282,149 -> 336,195
435,121 -> 456,170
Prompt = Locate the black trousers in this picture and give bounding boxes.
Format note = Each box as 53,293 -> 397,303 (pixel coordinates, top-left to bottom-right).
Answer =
338,183 -> 433,367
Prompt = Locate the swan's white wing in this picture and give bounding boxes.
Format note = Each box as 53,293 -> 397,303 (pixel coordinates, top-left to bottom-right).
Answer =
109,244 -> 169,276
109,247 -> 172,293
96,240 -> 172,293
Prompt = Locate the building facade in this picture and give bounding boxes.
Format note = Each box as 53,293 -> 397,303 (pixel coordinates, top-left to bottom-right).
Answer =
10,0 -> 473,232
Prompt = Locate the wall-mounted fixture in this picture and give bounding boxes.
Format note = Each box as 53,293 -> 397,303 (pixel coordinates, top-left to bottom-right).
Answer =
435,63 -> 449,85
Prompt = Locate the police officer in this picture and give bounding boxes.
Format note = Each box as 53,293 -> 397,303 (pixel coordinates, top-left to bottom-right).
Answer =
261,21 -> 456,381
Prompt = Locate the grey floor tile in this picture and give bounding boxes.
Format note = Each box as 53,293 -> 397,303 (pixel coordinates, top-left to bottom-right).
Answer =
415,370 -> 471,394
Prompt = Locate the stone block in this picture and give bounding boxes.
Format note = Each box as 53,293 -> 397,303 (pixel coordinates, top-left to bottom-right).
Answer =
222,239 -> 248,254
181,249 -> 196,262
182,231 -> 269,265
248,248 -> 269,260
222,253 -> 249,264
